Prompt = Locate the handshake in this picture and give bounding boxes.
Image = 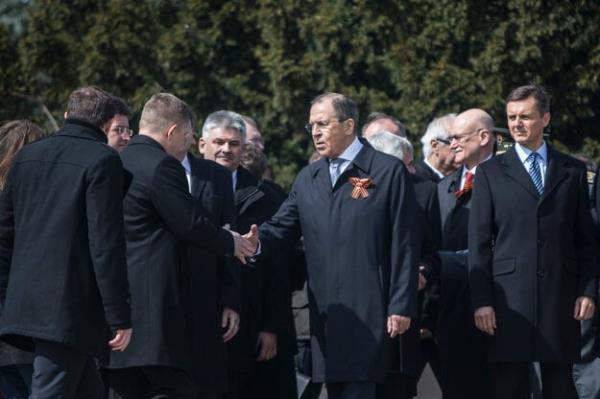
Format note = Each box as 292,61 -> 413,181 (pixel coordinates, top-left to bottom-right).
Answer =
225,224 -> 259,264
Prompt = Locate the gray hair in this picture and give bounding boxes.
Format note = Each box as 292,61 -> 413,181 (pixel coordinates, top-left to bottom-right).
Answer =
420,113 -> 456,158
201,110 -> 247,142
367,130 -> 413,160
311,92 -> 359,133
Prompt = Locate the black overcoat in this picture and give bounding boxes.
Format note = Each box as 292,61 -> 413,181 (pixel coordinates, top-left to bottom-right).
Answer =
414,159 -> 442,184
108,135 -> 233,373
259,142 -> 419,383
469,146 -> 598,362
0,119 -> 131,357
185,154 -> 241,392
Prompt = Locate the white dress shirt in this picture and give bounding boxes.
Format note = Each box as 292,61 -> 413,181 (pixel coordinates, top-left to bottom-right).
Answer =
181,155 -> 192,193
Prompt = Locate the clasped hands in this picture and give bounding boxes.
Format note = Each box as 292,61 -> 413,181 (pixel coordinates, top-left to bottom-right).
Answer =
224,224 -> 259,264
474,296 -> 595,336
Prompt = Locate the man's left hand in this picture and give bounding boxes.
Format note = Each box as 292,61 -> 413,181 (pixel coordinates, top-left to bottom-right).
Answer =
387,315 -> 411,338
574,296 -> 595,321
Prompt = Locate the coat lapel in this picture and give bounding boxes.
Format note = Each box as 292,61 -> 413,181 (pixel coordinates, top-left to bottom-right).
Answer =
539,147 -> 569,204
501,147 -> 540,200
311,158 -> 334,199
188,155 -> 208,198
234,167 -> 265,215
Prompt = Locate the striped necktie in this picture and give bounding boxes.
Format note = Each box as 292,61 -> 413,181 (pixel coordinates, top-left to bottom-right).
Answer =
527,152 -> 543,194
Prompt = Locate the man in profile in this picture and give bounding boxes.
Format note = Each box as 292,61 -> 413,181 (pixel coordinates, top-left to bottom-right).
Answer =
361,111 -> 406,139
107,93 -> 254,398
252,92 -> 419,399
0,86 -> 132,398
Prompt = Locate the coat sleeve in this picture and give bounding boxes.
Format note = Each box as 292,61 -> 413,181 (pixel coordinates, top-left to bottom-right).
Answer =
574,165 -> 599,299
467,165 -> 495,310
151,157 -> 233,256
387,166 -> 420,317
0,168 -> 15,308
217,172 -> 242,312
258,175 -> 303,256
85,153 -> 131,328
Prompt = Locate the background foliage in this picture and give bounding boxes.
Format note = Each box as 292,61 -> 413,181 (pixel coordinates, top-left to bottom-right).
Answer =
1,0 -> 599,187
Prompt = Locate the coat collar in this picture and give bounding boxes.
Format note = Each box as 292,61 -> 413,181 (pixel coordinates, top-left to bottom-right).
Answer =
127,134 -> 167,152
310,138 -> 376,192
501,145 -> 568,202
235,167 -> 264,210
57,118 -> 108,143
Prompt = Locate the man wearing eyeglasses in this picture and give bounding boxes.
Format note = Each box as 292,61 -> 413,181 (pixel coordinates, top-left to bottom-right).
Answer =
415,114 -> 458,183
104,96 -> 133,151
436,108 -> 495,399
250,92 -> 419,399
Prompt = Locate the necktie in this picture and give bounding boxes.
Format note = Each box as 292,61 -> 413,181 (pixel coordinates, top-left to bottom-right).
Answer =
455,171 -> 474,198
330,158 -> 343,186
527,152 -> 543,194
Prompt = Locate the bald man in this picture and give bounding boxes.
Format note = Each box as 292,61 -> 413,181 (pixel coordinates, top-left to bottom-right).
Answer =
436,109 -> 495,399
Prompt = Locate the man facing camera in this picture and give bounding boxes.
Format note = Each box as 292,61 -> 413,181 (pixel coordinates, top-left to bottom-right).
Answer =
200,110 -> 297,399
469,84 -> 598,399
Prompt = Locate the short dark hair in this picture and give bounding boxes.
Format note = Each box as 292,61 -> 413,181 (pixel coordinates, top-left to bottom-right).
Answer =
361,112 -> 406,137
311,92 -> 359,133
109,96 -> 131,117
506,84 -> 550,115
241,141 -> 268,179
66,86 -> 117,128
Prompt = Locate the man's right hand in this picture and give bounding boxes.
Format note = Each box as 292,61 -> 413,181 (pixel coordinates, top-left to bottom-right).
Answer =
474,306 -> 496,335
223,225 -> 255,264
109,328 -> 132,352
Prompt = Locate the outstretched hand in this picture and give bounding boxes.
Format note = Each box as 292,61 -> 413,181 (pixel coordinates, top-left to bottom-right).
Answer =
223,224 -> 255,264
243,224 -> 259,253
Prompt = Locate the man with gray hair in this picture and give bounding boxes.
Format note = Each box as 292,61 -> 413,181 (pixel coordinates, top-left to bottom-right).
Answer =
361,112 -> 407,139
200,110 -> 298,399
250,92 -> 419,399
368,131 -> 443,398
415,114 -> 458,183
107,95 -> 254,398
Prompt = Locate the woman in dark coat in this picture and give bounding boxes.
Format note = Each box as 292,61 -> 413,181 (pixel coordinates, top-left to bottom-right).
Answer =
0,120 -> 46,398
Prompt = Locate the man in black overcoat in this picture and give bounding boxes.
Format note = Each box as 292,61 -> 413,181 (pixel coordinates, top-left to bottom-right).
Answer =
200,110 -> 297,399
415,114 -> 458,183
248,93 -> 419,399
437,108 -> 495,399
0,86 -> 132,398
468,84 -> 598,399
106,93 -> 254,398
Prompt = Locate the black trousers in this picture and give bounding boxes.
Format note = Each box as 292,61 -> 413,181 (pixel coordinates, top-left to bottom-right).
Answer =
30,338 -> 102,399
107,366 -> 196,399
415,337 -> 441,384
376,373 -> 416,399
327,382 -> 376,399
490,362 -> 577,399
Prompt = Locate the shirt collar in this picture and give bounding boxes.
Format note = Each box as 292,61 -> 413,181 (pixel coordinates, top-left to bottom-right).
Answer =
514,141 -> 548,164
335,136 -> 363,162
181,154 -> 191,174
462,153 -> 493,177
232,169 -> 238,191
424,158 -> 445,179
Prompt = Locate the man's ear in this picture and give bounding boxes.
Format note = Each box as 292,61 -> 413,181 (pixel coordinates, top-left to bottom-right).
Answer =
345,119 -> 355,136
542,112 -> 551,128
165,124 -> 177,139
479,129 -> 491,147
198,137 -> 206,154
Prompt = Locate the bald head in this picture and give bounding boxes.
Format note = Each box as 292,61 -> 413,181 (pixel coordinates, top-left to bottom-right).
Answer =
450,108 -> 495,169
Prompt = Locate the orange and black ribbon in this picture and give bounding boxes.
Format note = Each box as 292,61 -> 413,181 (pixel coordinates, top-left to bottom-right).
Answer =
349,177 -> 372,199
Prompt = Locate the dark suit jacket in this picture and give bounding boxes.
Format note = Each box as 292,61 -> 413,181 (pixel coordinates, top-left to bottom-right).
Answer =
229,167 -> 295,373
414,159 -> 442,184
0,119 -> 131,357
469,145 -> 598,362
259,141 -> 419,383
108,135 -> 233,374
185,154 -> 240,391
438,167 -> 471,251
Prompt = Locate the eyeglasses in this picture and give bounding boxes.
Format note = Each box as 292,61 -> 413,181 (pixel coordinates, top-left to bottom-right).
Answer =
113,126 -> 134,137
304,119 -> 348,134
436,138 -> 451,145
449,128 -> 482,143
